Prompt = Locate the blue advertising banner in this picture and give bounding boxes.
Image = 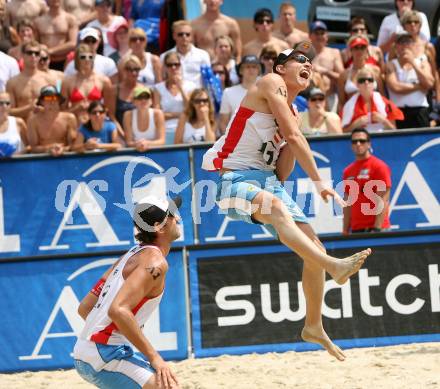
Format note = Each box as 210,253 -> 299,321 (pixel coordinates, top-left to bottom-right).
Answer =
0,250 -> 189,372
192,131 -> 440,244
0,150 -> 194,258
189,232 -> 440,358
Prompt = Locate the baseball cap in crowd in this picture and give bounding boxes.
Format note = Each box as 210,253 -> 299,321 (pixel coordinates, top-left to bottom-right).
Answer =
79,27 -> 100,42
273,41 -> 316,72
310,20 -> 327,32
308,87 -> 325,99
348,35 -> 369,49
133,86 -> 152,99
395,31 -> 414,44
134,195 -> 182,232
236,54 -> 264,74
37,85 -> 65,105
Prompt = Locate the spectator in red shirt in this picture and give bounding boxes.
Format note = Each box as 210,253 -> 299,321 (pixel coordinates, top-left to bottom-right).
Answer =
343,128 -> 392,234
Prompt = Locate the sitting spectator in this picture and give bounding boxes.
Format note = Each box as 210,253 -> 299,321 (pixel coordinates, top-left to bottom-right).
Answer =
28,85 -> 77,156
273,2 -> 308,46
75,101 -> 121,152
87,0 -> 126,57
107,19 -> 129,65
153,51 -> 196,144
160,20 -> 211,88
377,0 -> 430,55
0,91 -> 27,155
341,16 -> 385,73
37,44 -> 64,89
219,55 -> 261,134
0,0 -> 19,54
62,0 -> 96,27
243,8 -> 289,57
174,88 -> 216,144
342,68 -> 403,133
385,31 -> 434,129
8,19 -> 35,65
108,55 -> 144,127
337,35 -> 384,112
300,88 -> 342,135
61,43 -> 112,124
212,62 -> 232,90
64,27 -> 118,83
259,44 -> 277,75
0,50 -> 19,92
123,86 -> 165,151
212,35 -> 239,85
128,28 -> 162,87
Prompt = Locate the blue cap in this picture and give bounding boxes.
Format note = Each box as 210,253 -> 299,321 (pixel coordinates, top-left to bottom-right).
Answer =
310,20 -> 328,32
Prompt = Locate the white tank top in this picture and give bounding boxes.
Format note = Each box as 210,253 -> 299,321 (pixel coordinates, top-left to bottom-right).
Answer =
132,108 -> 156,141
138,52 -> 156,87
202,106 -> 286,171
344,68 -> 358,95
389,57 -> 429,107
79,244 -> 164,346
183,122 -> 206,143
0,116 -> 22,152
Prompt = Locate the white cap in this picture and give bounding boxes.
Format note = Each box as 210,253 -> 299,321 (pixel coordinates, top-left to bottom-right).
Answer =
79,27 -> 100,41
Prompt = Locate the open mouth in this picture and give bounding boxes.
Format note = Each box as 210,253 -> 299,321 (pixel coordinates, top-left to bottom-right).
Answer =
299,69 -> 310,79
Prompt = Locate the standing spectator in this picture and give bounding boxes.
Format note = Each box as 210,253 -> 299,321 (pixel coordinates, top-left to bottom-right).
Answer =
62,0 -> 96,28
128,28 -> 162,87
64,27 -> 118,83
243,8 -> 289,57
343,128 -> 392,234
212,35 -> 239,85
123,86 -> 165,151
0,91 -> 27,155
28,85 -> 78,156
160,20 -> 210,87
385,31 -> 434,129
300,88 -> 342,135
8,19 -> 35,64
6,41 -> 53,121
107,19 -> 129,64
191,0 -> 242,61
153,51 -> 196,144
377,0 -> 430,55
273,2 -> 308,46
212,62 -> 231,90
61,43 -> 112,124
0,50 -> 19,92
219,55 -> 261,134
6,0 -> 47,26
34,0 -> 78,71
309,21 -> 343,111
342,68 -> 403,133
0,0 -> 19,54
87,0 -> 126,57
259,44 -> 278,75
174,88 -> 216,144
75,100 -> 121,152
37,44 -> 65,88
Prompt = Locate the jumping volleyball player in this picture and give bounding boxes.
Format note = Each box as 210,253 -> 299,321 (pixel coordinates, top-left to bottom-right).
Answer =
202,41 -> 372,361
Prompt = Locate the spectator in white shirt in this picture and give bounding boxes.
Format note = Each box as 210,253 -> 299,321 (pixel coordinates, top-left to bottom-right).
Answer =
0,51 -> 19,92
160,20 -> 210,87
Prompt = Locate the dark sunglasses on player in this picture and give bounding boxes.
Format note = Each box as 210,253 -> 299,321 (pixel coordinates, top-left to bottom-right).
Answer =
351,139 -> 369,144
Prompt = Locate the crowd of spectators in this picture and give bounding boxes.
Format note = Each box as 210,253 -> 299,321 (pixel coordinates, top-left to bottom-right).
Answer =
0,0 -> 438,157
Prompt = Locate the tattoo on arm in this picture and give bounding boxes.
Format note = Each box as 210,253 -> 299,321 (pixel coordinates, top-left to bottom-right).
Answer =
275,86 -> 287,98
146,266 -> 162,280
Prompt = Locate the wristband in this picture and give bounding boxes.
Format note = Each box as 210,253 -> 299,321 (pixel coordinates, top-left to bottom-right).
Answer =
90,278 -> 106,297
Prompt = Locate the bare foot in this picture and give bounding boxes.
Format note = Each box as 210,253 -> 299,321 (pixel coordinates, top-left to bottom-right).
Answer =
331,248 -> 371,285
301,326 -> 346,361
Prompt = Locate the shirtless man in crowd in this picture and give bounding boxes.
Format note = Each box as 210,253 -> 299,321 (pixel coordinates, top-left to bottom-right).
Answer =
191,0 -> 242,60
28,85 -> 77,156
273,2 -> 308,47
34,0 -> 78,71
6,0 -> 47,26
62,0 -> 96,27
6,41 -> 53,121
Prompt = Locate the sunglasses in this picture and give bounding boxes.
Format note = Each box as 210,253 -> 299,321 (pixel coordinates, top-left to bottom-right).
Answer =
351,139 -> 369,144
290,53 -> 311,64
125,66 -> 141,73
351,27 -> 366,33
39,56 -> 49,62
177,32 -> 191,37
79,54 -> 94,61
405,20 -> 420,25
194,98 -> 209,104
166,62 -> 181,68
25,50 -> 40,57
130,36 -> 146,42
357,77 -> 374,84
91,109 -> 105,115
42,95 -> 59,102
352,45 -> 367,51
310,96 -> 325,102
0,101 -> 11,107
256,18 -> 273,25
83,37 -> 98,44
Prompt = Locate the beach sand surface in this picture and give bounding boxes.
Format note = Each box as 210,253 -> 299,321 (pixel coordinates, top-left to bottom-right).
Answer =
1,342 -> 439,389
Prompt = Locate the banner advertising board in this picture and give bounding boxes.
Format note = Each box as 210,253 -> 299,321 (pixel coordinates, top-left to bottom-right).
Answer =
0,250 -> 189,372
189,233 -> 440,358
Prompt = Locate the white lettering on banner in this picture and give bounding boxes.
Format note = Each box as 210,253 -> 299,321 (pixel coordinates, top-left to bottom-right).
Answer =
40,183 -> 129,251
260,282 -> 306,322
389,162 -> 440,229
0,185 -> 20,253
216,285 -> 255,326
429,264 -> 440,312
385,274 -> 425,315
205,216 -> 270,242
361,180 -> 386,216
322,280 -> 353,319
358,269 -> 383,316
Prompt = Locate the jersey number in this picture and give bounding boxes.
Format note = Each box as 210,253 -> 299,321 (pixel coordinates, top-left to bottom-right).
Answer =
259,141 -> 276,166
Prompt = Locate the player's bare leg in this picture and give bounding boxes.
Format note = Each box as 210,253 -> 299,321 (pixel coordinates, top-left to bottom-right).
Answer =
251,191 -> 371,282
297,222 -> 346,361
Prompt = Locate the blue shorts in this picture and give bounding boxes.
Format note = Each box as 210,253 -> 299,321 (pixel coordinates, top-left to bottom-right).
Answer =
216,169 -> 308,237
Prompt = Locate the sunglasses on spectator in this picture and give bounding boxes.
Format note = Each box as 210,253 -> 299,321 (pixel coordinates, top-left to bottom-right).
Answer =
351,27 -> 366,33
25,50 -> 40,57
351,139 -> 369,144
256,18 -> 273,25
290,53 -> 311,64
357,77 -> 374,84
177,32 -> 191,37
125,66 -> 141,73
0,101 -> 11,107
194,98 -> 209,104
79,54 -> 94,61
39,56 -> 49,63
91,109 -> 105,115
166,62 -> 181,68
405,20 -> 420,24
84,37 -> 98,44
310,96 -> 325,102
130,36 -> 146,42
42,95 -> 59,102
